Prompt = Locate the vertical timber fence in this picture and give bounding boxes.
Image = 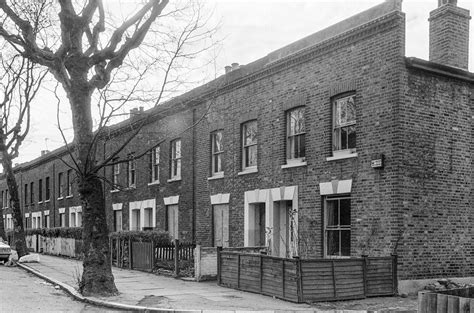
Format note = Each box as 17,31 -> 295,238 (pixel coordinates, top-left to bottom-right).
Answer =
418,287 -> 474,313
217,249 -> 397,303
110,238 -> 195,276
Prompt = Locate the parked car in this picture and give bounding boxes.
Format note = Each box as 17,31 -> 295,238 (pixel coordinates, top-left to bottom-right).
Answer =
0,241 -> 11,262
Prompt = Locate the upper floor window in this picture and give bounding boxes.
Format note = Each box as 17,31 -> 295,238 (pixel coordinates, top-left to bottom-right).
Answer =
127,154 -> 136,187
30,182 -> 34,204
112,159 -> 120,188
58,172 -> 63,198
170,139 -> 181,180
24,183 -> 28,205
242,120 -> 258,170
333,94 -> 356,155
286,107 -> 306,162
38,179 -> 43,202
211,130 -> 223,176
67,169 -> 73,197
150,147 -> 160,183
45,177 -> 50,200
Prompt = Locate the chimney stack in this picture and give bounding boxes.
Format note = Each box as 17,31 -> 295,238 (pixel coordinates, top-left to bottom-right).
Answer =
41,150 -> 49,156
225,65 -> 232,74
231,62 -> 240,70
429,0 -> 471,70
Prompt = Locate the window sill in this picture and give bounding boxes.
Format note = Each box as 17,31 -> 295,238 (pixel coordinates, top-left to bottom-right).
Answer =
66,195 -> 73,199
238,167 -> 258,176
148,181 -> 160,186
57,197 -> 64,200
38,201 -> 43,204
167,177 -> 182,183
126,186 -> 136,190
44,200 -> 50,203
208,172 -> 224,181
326,152 -> 358,162
110,189 -> 120,193
282,161 -> 307,169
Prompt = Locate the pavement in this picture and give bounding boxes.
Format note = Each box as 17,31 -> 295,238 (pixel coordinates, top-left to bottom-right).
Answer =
14,253 -> 418,313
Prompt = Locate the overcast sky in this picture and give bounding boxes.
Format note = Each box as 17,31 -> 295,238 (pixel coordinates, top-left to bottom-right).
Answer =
17,0 -> 474,165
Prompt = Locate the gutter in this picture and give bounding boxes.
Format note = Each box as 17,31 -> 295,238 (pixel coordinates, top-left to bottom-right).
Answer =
405,57 -> 474,83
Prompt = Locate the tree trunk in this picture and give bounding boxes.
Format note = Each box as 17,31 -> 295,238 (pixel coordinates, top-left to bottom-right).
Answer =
79,174 -> 117,296
0,147 -> 28,257
66,78 -> 117,296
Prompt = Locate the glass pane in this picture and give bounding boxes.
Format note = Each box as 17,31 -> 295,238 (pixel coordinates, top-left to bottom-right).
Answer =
288,108 -> 305,135
288,136 -> 295,159
155,147 -> 160,164
341,127 -> 348,150
348,125 -> 356,149
244,121 -> 257,145
297,134 -> 305,158
245,145 -> 257,167
326,200 -> 338,226
341,230 -> 351,256
340,199 -> 351,226
326,230 -> 339,256
175,140 -> 181,158
346,96 -> 356,123
213,131 -> 223,152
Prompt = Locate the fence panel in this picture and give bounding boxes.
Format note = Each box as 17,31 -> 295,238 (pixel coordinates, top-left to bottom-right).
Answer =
366,256 -> 396,296
218,251 -> 397,303
132,241 -> 153,271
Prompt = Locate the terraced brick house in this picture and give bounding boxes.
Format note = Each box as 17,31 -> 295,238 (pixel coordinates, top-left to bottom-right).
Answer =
1,0 -> 473,287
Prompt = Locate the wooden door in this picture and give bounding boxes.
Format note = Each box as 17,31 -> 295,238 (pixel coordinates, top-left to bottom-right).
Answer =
213,204 -> 229,247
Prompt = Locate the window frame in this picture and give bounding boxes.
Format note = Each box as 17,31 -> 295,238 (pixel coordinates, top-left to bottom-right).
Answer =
324,195 -> 351,258
112,158 -> 120,189
150,147 -> 160,183
286,106 -> 306,163
58,172 -> 63,198
241,120 -> 258,171
66,169 -> 73,197
45,177 -> 50,201
127,154 -> 136,188
38,179 -> 43,202
210,130 -> 224,176
332,93 -> 356,156
170,139 -> 182,180
30,182 -> 34,204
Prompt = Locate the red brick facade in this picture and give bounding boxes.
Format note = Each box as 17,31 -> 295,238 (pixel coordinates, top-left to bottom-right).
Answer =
1,0 -> 472,281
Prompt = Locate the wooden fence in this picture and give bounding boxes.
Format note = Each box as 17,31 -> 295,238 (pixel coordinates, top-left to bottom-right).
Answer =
217,250 -> 397,303
110,238 -> 195,276
418,287 -> 474,313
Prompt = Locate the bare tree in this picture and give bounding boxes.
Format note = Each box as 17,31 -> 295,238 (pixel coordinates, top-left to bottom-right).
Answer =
0,51 -> 47,256
0,0 -> 216,296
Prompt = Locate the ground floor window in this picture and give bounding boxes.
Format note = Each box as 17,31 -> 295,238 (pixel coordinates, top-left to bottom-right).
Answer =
59,213 -> 66,227
212,204 -> 229,247
44,214 -> 50,228
324,195 -> 351,257
114,210 -> 122,232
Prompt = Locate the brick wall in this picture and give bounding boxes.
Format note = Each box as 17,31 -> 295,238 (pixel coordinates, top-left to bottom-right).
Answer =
395,68 -> 473,279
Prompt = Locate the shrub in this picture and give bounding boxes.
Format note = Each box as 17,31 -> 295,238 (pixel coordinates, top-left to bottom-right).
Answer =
109,230 -> 171,245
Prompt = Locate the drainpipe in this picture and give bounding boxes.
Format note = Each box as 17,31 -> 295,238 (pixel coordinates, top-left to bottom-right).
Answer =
52,163 -> 56,228
192,108 -> 196,243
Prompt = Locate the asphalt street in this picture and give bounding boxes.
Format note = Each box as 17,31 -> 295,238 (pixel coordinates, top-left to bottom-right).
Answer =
0,265 -> 119,312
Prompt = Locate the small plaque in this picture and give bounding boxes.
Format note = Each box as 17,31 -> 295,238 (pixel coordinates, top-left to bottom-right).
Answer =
371,153 -> 384,168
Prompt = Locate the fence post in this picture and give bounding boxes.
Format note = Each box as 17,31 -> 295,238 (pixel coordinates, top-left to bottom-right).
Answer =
362,255 -> 368,297
237,254 -> 241,289
391,254 -> 398,295
217,246 -> 223,285
294,256 -> 303,303
129,238 -> 132,269
259,253 -> 263,292
151,240 -> 155,272
331,260 -> 337,298
174,239 -> 180,277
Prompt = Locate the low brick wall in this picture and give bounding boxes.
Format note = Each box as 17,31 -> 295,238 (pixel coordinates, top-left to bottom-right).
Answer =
26,235 -> 82,258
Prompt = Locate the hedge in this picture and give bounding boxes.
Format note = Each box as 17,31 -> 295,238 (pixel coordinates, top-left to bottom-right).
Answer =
109,230 -> 171,245
24,227 -> 83,240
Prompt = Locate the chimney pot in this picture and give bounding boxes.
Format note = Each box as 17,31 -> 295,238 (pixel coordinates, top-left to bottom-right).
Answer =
41,150 -> 49,156
438,0 -> 457,7
231,62 -> 240,70
225,65 -> 232,74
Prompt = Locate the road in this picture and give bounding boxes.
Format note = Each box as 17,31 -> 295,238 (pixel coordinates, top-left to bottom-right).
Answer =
0,264 -> 119,312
